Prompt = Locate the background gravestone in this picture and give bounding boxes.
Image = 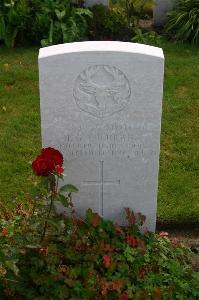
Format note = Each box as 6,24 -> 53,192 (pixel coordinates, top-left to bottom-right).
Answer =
154,0 -> 179,26
84,0 -> 108,7
39,41 -> 164,232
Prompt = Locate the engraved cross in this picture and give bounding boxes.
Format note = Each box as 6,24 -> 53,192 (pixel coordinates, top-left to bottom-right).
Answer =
82,161 -> 120,216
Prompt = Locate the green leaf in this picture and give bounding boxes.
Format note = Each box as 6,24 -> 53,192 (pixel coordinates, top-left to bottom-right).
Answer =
60,184 -> 79,193
55,9 -> 65,21
0,17 -> 5,39
85,208 -> 94,224
124,245 -> 137,263
47,219 -> 62,231
75,8 -> 93,18
4,26 -> 18,48
25,244 -> 40,249
60,10 -> 66,19
58,194 -> 69,207
5,260 -> 19,276
41,39 -> 49,47
48,20 -> 53,45
55,9 -> 61,20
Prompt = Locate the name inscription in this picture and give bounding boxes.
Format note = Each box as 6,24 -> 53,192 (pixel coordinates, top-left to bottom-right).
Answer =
56,123 -> 156,161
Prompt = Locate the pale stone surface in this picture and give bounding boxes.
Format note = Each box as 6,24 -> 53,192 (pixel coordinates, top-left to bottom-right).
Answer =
154,0 -> 179,26
84,0 -> 108,7
39,41 -> 164,232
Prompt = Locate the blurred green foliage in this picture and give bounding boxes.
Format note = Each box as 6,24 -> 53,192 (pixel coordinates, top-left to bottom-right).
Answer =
166,0 -> 199,44
0,0 -> 92,47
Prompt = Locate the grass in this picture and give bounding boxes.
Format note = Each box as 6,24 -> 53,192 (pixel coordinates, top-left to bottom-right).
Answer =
0,47 -> 41,208
0,41 -> 198,223
158,40 -> 199,222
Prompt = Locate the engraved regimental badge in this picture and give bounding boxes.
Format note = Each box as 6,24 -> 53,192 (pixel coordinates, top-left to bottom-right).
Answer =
73,65 -> 131,118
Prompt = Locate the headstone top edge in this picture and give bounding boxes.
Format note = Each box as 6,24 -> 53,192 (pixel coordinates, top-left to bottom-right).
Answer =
39,41 -> 164,60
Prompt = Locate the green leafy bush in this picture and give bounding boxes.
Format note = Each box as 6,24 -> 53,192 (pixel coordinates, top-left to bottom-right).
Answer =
88,4 -> 129,41
0,0 -> 92,47
165,0 -> 199,44
0,0 -> 30,47
0,148 -> 198,299
110,0 -> 154,27
132,28 -> 162,46
31,0 -> 92,47
89,1 -> 154,41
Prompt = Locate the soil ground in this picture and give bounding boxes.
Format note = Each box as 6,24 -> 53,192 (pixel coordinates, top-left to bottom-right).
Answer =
157,227 -> 199,272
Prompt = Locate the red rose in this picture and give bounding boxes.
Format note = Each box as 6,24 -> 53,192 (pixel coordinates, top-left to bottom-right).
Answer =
126,235 -> 137,247
32,148 -> 64,176
55,165 -> 64,175
120,291 -> 129,300
41,147 -> 63,166
91,213 -> 100,227
32,154 -> 54,176
139,268 -> 145,279
103,255 -> 111,269
2,227 -> 7,237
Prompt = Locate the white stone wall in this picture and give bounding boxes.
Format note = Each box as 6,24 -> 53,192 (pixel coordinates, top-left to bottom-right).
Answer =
154,0 -> 179,26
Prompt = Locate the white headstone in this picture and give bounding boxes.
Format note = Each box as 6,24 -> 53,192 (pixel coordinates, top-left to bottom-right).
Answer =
39,41 -> 164,232
84,0 -> 108,7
